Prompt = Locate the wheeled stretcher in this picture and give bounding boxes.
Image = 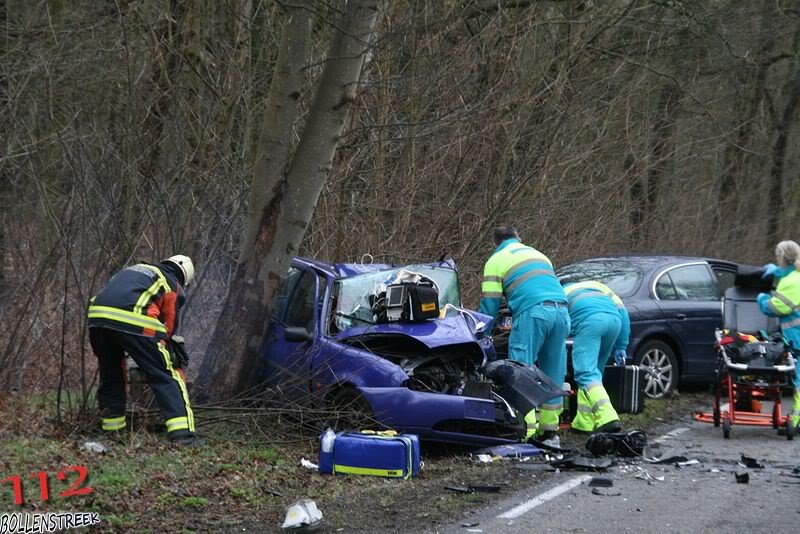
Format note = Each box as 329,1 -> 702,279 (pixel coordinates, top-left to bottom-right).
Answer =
694,283 -> 796,439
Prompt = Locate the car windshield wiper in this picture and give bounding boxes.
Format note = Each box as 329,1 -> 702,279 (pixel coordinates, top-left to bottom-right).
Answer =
334,311 -> 375,325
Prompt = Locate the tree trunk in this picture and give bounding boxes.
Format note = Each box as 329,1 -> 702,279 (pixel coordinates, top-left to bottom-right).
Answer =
196,0 -> 381,400
643,84 -> 679,246
766,28 -> 800,246
239,2 -> 313,263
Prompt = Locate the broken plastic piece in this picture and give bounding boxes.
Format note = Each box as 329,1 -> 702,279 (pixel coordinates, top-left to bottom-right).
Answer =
281,499 -> 323,530
445,485 -> 502,494
475,444 -> 543,459
588,476 -> 614,487
301,458 -> 319,470
591,488 -> 622,496
551,455 -> 613,470
735,472 -> 750,484
739,455 -> 765,469
80,441 -> 109,454
644,454 -> 688,465
675,459 -> 700,467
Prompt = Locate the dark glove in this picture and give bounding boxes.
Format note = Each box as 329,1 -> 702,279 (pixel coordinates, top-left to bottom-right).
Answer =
169,335 -> 189,369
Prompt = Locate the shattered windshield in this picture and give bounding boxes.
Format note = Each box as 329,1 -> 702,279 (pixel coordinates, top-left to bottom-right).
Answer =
333,264 -> 461,330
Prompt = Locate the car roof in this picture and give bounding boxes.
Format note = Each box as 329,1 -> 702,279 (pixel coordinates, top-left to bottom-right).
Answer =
562,255 -> 737,271
293,257 -> 458,279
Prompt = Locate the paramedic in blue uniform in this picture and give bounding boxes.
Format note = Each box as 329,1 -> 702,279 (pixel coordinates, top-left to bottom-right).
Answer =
563,281 -> 630,433
87,255 -> 198,444
479,226 -> 569,444
758,240 -> 800,430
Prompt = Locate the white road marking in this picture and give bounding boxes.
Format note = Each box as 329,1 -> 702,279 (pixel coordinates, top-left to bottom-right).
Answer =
496,426 -> 692,520
497,474 -> 592,519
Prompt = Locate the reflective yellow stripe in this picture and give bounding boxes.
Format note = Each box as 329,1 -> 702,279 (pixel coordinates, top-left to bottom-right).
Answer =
481,280 -> 503,293
484,275 -> 502,283
577,404 -> 592,414
334,465 -> 406,478
772,290 -> 798,311
165,416 -> 190,432
102,416 -> 126,431
158,343 -> 195,432
88,305 -> 167,332
591,398 -> 611,412
585,382 -> 604,393
133,265 -> 170,315
482,291 -> 503,298
541,402 -> 562,410
566,282 -> 623,307
768,299 -> 786,316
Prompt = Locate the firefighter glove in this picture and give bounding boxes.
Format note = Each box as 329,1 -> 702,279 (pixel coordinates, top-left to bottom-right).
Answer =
169,336 -> 189,368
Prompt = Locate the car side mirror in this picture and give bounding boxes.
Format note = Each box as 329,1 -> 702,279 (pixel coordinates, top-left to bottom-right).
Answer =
284,326 -> 312,343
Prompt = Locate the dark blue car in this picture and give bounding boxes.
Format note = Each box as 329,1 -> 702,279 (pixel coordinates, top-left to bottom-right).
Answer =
557,256 -> 739,398
261,257 -> 527,446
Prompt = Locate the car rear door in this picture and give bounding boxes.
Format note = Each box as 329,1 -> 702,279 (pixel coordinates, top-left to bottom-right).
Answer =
653,262 -> 722,378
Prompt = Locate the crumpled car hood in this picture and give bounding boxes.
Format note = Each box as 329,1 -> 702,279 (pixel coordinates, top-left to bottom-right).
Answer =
336,314 -> 488,349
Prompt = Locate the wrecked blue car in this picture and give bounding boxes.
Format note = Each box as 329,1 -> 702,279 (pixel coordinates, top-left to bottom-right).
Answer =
261,257 -> 560,446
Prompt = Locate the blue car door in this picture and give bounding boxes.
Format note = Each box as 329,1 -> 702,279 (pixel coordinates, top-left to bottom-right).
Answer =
653,263 -> 722,378
262,267 -> 321,403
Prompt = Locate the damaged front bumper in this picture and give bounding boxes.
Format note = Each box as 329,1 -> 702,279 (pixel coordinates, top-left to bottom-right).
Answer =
356,386 -> 525,447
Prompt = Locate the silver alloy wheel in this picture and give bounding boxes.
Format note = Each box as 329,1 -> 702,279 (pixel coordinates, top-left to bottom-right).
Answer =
640,347 -> 674,399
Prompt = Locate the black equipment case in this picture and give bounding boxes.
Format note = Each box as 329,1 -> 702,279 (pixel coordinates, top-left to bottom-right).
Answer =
603,365 -> 645,414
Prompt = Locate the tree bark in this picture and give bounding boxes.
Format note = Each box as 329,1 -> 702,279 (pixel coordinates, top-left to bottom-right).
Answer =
196,0 -> 381,400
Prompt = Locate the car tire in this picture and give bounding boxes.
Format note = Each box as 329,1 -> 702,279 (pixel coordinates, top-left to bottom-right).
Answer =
329,386 -> 377,432
634,340 -> 679,399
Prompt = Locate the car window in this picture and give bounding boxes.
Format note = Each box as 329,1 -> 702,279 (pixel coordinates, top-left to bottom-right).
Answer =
660,264 -> 719,301
712,267 -> 736,295
273,267 -> 302,319
655,273 -> 678,300
332,264 -> 461,330
285,270 -> 317,330
557,260 -> 643,298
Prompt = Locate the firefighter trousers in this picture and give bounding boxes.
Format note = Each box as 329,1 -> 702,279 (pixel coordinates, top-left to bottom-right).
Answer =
89,327 -> 195,437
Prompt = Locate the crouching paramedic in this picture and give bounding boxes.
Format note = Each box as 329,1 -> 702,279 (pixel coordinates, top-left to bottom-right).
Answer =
564,281 -> 630,434
87,255 -> 197,444
479,226 -> 570,444
758,240 -> 800,431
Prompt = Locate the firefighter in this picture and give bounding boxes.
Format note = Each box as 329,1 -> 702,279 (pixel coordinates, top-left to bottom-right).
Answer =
758,240 -> 800,430
87,255 -> 197,444
563,281 -> 630,434
479,226 -> 569,445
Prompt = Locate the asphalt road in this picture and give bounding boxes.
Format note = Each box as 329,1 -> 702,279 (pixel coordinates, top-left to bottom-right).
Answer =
439,399 -> 800,534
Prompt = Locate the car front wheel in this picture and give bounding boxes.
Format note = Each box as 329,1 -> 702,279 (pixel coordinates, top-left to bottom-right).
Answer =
634,340 -> 678,399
